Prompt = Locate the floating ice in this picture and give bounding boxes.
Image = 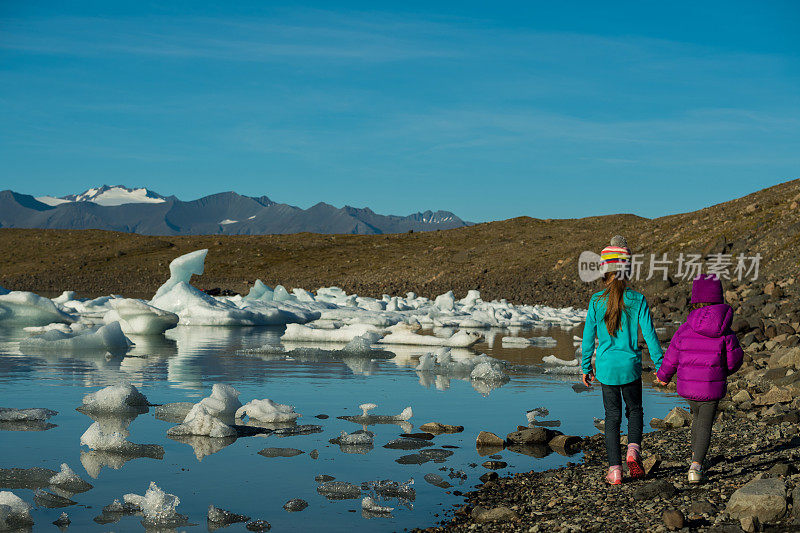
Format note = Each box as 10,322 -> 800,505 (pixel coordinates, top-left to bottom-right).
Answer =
78,383 -> 148,414
0,467 -> 58,490
152,249 -> 208,301
360,479 -> 416,501
542,355 -> 579,366
196,384 -> 241,421
502,335 -> 557,347
80,422 -> 164,458
125,482 -> 187,528
21,321 -> 133,355
379,327 -> 481,348
423,473 -> 452,489
338,404 -> 412,425
281,323 -> 382,343
0,291 -> 75,325
330,430 -> 374,446
243,280 -> 274,302
526,407 -> 549,424
208,504 -> 250,525
283,498 -> 308,512
104,298 -> 179,335
416,349 -> 509,387
236,398 -> 299,423
0,407 -> 57,422
0,491 -> 33,530
48,463 -> 92,492
33,489 -> 75,509
167,403 -> 237,438
361,496 -> 393,513
316,481 -> 361,500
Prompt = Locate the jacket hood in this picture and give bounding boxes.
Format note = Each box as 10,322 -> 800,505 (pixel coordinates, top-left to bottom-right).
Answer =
686,304 -> 733,338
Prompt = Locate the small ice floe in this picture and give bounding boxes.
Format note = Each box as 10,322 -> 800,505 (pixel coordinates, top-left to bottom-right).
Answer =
416,349 -> 510,391
281,323 -> 383,343
236,398 -> 300,423
283,498 -> 308,512
0,407 -> 57,422
78,383 -> 149,414
167,403 -> 237,438
207,505 -> 250,527
378,326 -> 481,348
423,473 -> 452,489
103,298 -> 179,335
53,512 -> 70,527
20,321 -> 133,355
0,491 -> 34,530
48,463 -> 93,493
0,291 -> 75,325
361,496 -> 393,514
80,422 -> 164,459
316,481 -> 361,500
257,448 -> 304,458
123,481 -> 188,528
525,407 -> 549,424
338,403 -> 413,426
501,335 -> 557,348
542,355 -> 582,375
330,430 -> 374,446
383,437 -> 433,450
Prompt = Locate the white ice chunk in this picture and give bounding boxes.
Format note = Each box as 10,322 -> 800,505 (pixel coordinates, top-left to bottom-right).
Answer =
281,323 -> 382,343
47,463 -> 87,489
470,361 -> 509,382
126,482 -> 186,527
361,496 -> 393,513
152,249 -> 208,301
167,404 -> 237,438
21,321 -> 133,354
0,291 -> 75,325
334,430 -> 374,445
104,299 -> 179,335
0,491 -> 33,529
433,291 -> 455,311
379,329 -> 481,348
235,399 -> 300,423
242,280 -> 273,302
542,355 -> 579,366
0,407 -> 57,421
79,383 -> 148,413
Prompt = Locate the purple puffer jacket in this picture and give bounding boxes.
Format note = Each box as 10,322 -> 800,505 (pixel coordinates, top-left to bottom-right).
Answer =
656,304 -> 744,401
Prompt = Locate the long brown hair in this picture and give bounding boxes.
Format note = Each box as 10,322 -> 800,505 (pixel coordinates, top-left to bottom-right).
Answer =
600,272 -> 627,336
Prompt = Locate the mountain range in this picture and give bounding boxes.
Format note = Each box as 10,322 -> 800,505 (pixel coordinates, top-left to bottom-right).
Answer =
0,185 -> 469,235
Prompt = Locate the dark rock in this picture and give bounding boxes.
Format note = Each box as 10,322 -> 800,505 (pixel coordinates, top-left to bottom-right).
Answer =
478,472 -> 499,483
505,427 -> 556,445
662,508 -> 685,531
481,460 -> 507,470
631,479 -> 676,501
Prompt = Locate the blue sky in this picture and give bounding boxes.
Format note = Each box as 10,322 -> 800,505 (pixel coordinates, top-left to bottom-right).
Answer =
1,1 -> 798,222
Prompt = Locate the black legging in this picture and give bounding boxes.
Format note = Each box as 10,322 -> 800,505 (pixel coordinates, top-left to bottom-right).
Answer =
687,399 -> 719,466
601,378 -> 643,466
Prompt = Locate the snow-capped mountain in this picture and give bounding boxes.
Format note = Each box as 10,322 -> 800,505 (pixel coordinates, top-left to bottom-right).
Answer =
37,185 -> 167,207
1,186 -> 470,236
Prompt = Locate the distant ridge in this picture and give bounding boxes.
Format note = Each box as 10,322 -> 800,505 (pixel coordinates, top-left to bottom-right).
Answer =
0,185 -> 469,235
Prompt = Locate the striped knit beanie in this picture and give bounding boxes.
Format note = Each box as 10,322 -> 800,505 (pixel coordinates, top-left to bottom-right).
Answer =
600,235 -> 631,274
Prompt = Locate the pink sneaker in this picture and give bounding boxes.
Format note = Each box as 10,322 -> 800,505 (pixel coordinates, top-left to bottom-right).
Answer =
627,448 -> 645,480
606,467 -> 622,485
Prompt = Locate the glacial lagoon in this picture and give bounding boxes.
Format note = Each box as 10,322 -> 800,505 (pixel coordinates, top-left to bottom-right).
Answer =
0,323 -> 679,532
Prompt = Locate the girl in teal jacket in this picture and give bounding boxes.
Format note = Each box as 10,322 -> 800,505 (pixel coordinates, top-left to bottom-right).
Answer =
581,236 -> 663,484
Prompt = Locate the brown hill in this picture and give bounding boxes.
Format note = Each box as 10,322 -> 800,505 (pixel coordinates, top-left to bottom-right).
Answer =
1,178 -> 798,310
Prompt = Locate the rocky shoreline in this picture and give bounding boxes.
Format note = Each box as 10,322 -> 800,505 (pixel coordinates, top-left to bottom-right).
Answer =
414,331 -> 800,532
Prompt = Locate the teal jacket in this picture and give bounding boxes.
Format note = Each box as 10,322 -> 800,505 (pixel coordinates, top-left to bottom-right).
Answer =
581,288 -> 663,386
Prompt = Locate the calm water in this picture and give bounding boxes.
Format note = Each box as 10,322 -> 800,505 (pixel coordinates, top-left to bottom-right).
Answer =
0,324 -> 679,532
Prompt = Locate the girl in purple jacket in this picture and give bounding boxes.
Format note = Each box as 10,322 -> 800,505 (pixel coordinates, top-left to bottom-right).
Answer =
656,274 -> 744,483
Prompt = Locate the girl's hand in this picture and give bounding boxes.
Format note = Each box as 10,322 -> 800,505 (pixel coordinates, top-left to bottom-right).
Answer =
582,373 -> 594,387
654,375 -> 668,386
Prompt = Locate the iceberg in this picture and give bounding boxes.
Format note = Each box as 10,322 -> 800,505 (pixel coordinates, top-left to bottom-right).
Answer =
104,298 -> 179,335
281,323 -> 382,343
21,321 -> 133,355
78,383 -> 149,414
167,403 -> 237,438
242,280 -> 273,302
0,291 -> 75,325
47,463 -> 93,492
125,482 -> 188,528
152,249 -> 208,301
236,398 -> 300,423
378,327 -> 481,347
361,496 -> 393,514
